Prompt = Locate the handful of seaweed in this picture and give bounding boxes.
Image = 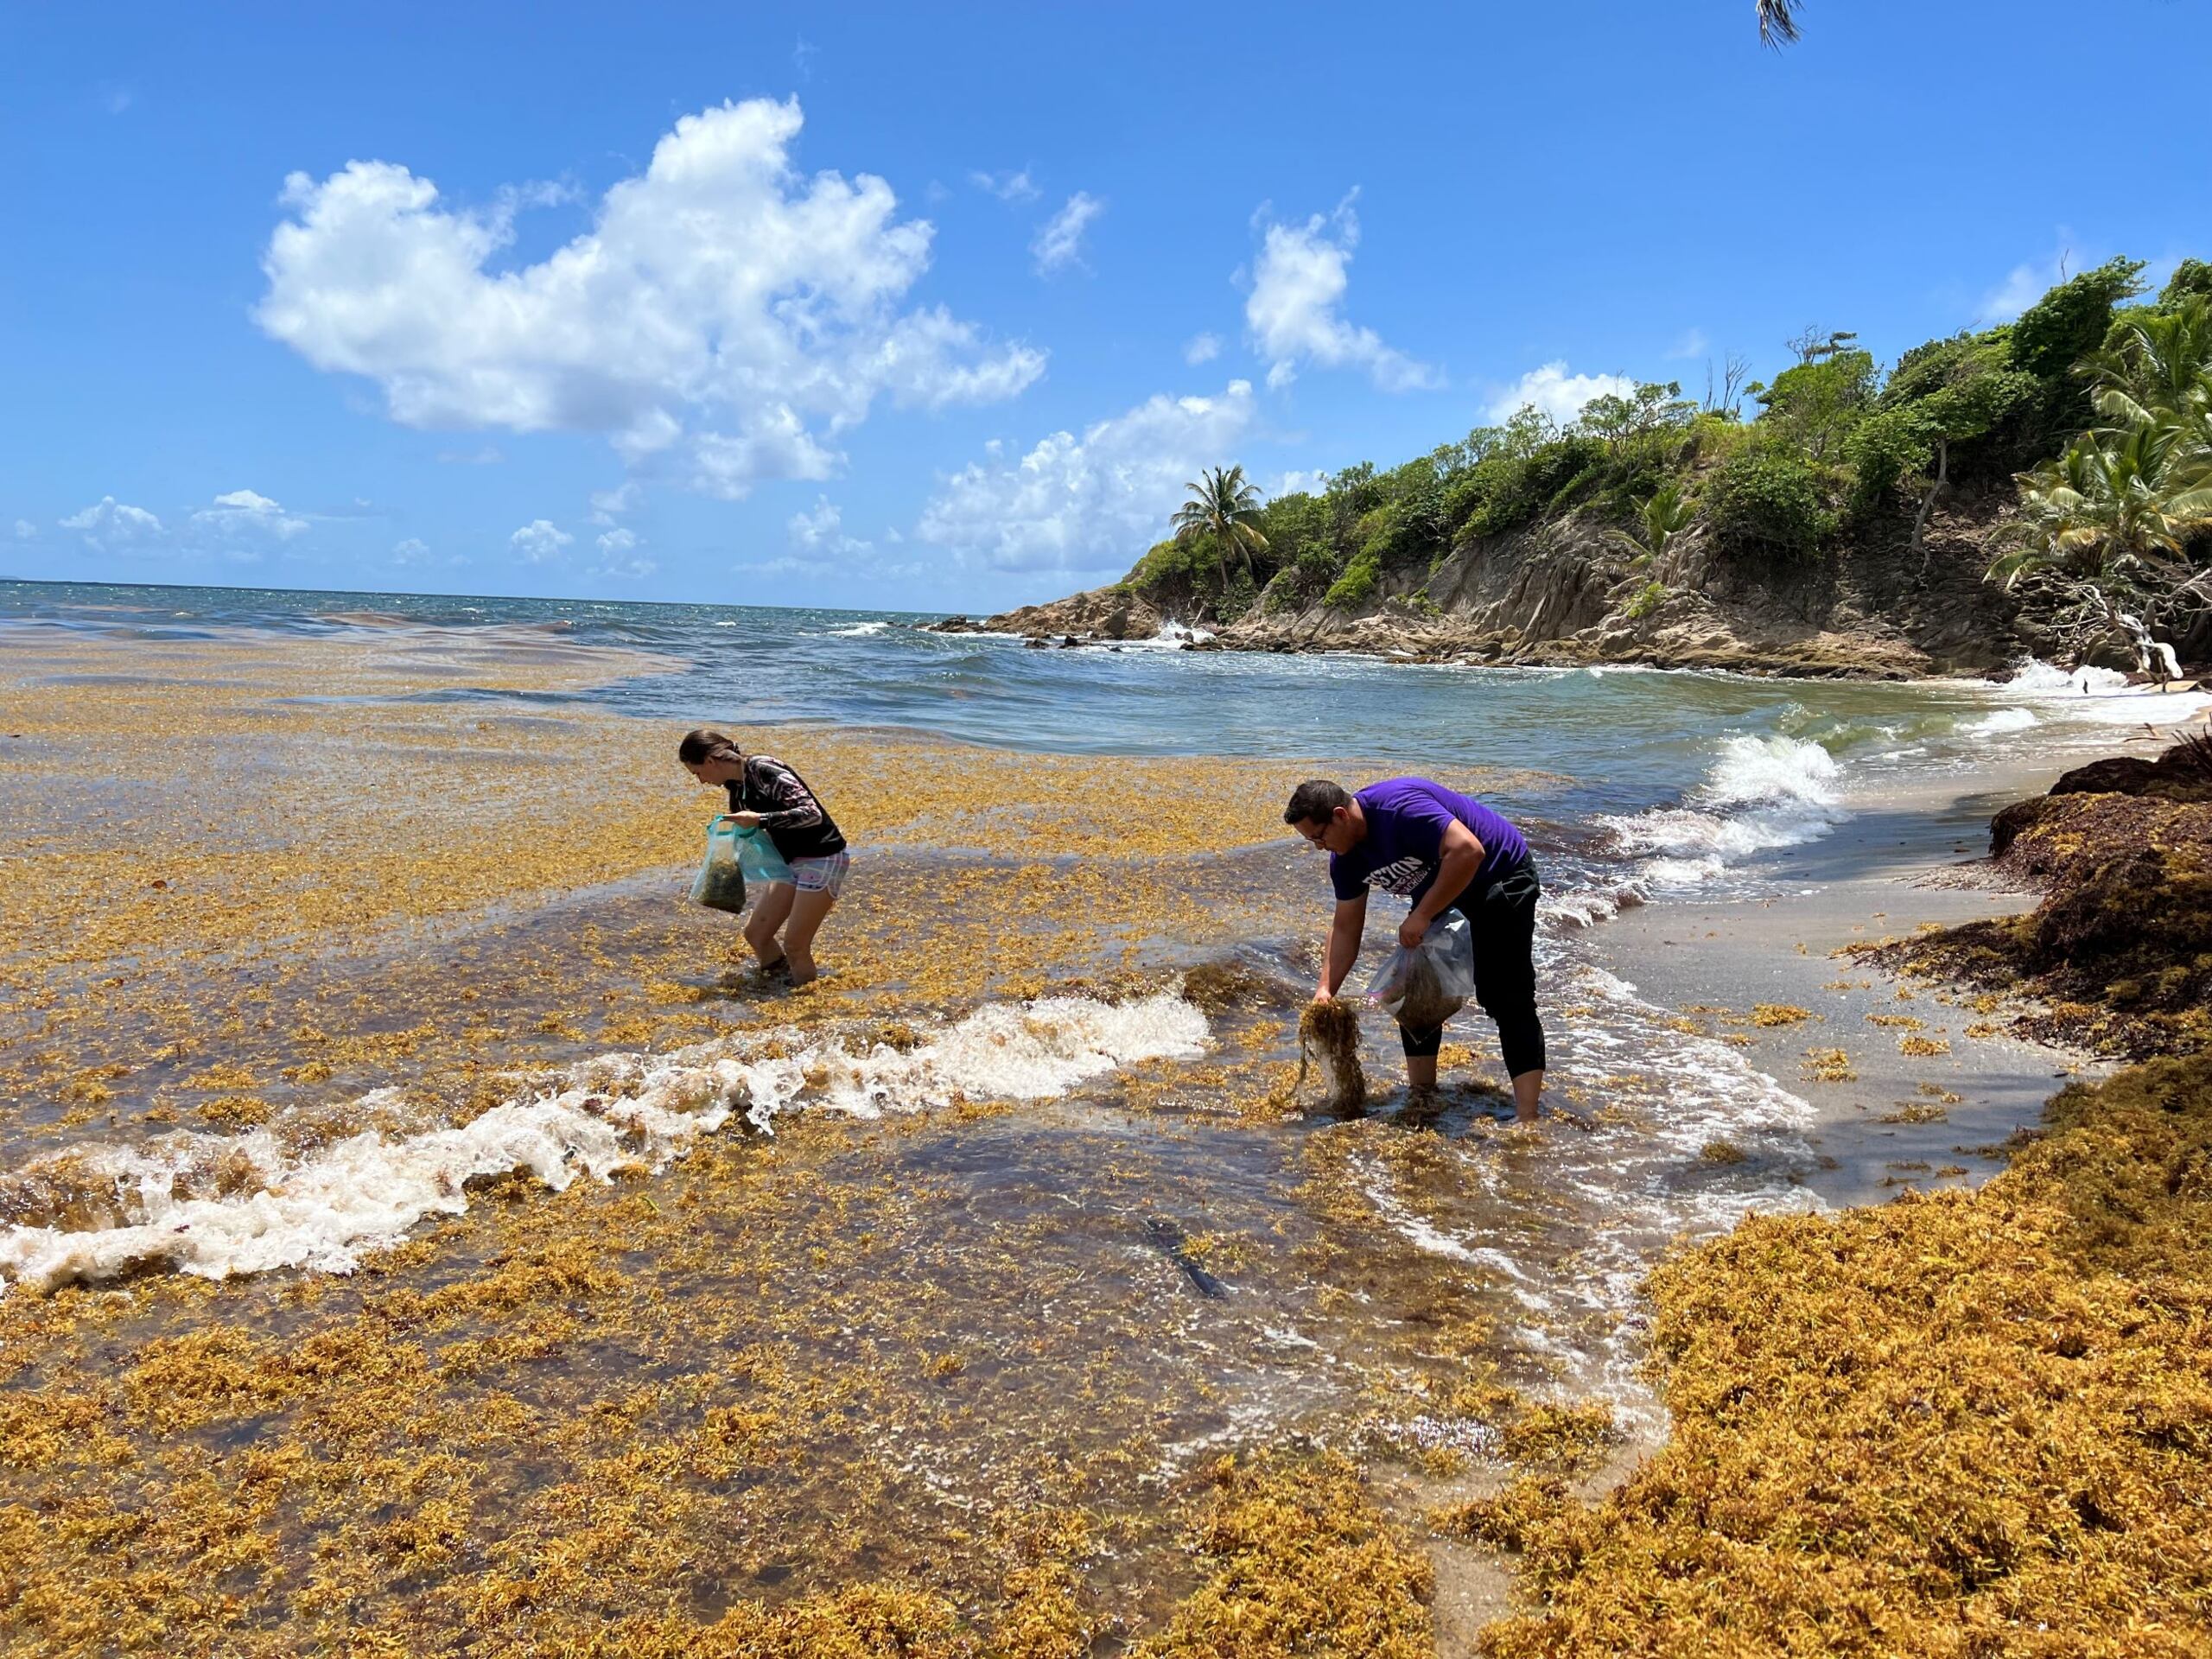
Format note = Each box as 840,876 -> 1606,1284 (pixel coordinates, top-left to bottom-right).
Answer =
1296,998 -> 1366,1115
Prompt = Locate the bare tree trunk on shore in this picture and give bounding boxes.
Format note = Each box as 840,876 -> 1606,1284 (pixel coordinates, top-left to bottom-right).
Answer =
1912,438 -> 1950,582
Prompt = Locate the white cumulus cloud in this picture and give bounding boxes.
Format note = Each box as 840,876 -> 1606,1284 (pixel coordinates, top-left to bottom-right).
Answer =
918,380 -> 1257,575
60,497 -> 163,551
588,481 -> 641,525
1267,469 -> 1329,499
194,488 -> 308,540
690,411 -> 835,500
1979,242 -> 2084,323
1246,194 -> 1437,393
1033,192 -> 1103,275
257,98 -> 1045,500
510,519 -> 574,563
1983,261 -> 2050,323
1184,332 -> 1222,365
1484,362 -> 1637,427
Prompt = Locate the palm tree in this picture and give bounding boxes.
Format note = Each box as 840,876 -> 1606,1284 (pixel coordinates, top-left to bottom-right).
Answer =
1995,424 -> 2212,587
1993,423 -> 2212,672
1758,0 -> 1803,48
1173,465 -> 1270,593
1611,481 -> 1697,566
2083,300 -> 2212,442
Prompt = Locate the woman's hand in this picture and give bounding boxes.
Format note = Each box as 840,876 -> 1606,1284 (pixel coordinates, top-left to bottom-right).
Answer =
720,810 -> 764,829
1397,912 -> 1431,950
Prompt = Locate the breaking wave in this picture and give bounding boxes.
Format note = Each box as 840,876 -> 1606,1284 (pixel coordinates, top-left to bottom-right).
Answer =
1597,734 -> 1845,891
0,992 -> 1209,1294
1959,706 -> 2041,736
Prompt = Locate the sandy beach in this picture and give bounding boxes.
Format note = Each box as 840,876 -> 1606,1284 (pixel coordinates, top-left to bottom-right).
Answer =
1592,754 -> 2139,1209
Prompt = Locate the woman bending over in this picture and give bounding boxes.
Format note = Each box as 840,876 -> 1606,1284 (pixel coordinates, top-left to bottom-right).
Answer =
678,728 -> 850,986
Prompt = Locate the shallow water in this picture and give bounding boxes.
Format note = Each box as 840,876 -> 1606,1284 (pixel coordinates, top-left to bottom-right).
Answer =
1,579 -> 2204,1647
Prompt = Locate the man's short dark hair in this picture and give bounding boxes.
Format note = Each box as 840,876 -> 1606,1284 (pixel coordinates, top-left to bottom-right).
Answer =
1284,779 -> 1351,826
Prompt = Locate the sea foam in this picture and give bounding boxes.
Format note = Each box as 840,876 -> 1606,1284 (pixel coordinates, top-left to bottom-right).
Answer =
0,991 -> 1209,1294
1598,734 -> 1845,890
1999,658 -> 2210,727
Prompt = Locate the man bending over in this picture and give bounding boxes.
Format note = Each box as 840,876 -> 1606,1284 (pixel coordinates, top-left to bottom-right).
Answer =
1285,778 -> 1546,1121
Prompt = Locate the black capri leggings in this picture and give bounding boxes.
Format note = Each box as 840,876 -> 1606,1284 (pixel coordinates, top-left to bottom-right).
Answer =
1399,853 -> 1546,1077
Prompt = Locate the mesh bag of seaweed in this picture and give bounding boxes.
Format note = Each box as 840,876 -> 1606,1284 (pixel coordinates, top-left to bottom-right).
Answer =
1363,912 -> 1475,1027
688,820 -> 749,912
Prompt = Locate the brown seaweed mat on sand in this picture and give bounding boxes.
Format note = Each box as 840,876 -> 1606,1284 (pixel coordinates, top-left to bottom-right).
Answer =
1295,998 -> 1367,1115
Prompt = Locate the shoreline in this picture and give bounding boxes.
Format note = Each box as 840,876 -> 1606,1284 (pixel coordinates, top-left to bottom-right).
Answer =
1588,752 -> 2114,1209
1431,724 -> 2212,1654
937,617 -> 1997,682
933,613 -> 2212,697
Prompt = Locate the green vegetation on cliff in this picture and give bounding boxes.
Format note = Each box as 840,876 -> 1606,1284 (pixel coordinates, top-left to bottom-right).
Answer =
1129,260 -> 2212,669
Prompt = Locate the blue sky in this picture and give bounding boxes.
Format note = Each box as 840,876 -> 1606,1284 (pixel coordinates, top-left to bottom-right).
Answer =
4,1 -> 2209,613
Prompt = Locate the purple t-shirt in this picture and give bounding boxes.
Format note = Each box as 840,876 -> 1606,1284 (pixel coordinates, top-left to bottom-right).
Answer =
1328,778 -> 1529,905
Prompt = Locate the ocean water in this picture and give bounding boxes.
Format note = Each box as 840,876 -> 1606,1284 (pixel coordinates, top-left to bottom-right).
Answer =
5,577 -> 2196,815
3,578 -> 2206,1400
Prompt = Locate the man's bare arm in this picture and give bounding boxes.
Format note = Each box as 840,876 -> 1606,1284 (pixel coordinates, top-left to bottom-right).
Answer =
1317,893 -> 1369,998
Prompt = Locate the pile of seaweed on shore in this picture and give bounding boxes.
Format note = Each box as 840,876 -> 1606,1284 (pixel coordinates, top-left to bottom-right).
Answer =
1866,731 -> 2212,1058
1452,746 -> 2212,1656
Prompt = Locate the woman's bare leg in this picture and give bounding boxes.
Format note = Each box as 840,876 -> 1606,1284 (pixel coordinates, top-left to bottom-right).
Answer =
780,887 -> 838,985
744,882 -> 795,967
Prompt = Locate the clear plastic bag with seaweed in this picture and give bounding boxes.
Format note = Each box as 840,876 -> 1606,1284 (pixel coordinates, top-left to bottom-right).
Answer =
689,821 -> 796,911
1363,912 -> 1476,1027
688,820 -> 749,912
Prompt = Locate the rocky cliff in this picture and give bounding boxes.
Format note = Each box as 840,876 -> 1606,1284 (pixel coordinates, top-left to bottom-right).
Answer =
936,488 -> 2037,679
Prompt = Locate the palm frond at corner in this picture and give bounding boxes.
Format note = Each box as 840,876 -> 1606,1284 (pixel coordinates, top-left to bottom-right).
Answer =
1757,0 -> 1802,48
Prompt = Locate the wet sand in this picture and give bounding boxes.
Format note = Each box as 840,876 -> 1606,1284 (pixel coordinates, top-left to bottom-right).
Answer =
1592,747 -> 2176,1208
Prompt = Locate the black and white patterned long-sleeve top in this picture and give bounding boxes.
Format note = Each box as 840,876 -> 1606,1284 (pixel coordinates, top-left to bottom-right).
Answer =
726,754 -> 848,860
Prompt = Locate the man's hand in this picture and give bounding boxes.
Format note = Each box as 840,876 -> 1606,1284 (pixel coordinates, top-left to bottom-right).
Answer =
1313,986 -> 1334,1004
720,810 -> 764,828
1397,912 -> 1431,950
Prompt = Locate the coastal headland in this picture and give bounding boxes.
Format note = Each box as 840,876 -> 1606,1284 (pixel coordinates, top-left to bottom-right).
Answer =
933,486 -> 2024,680
938,263 -> 2212,690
